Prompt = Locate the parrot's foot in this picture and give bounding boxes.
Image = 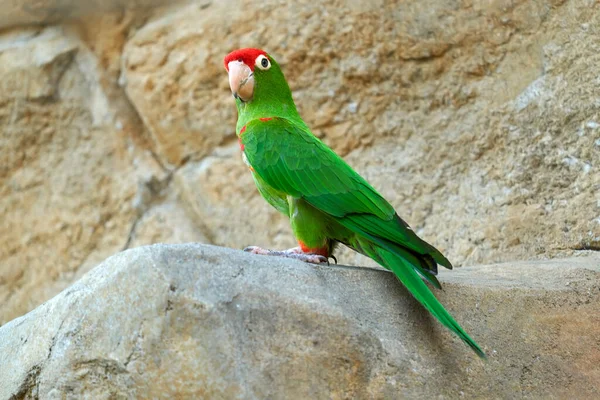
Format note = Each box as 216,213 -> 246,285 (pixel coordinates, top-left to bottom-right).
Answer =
243,246 -> 329,264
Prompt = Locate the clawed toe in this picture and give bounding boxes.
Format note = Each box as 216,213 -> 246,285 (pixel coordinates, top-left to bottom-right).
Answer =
243,246 -> 270,255
302,254 -> 328,265
242,246 -> 331,265
269,251 -> 328,265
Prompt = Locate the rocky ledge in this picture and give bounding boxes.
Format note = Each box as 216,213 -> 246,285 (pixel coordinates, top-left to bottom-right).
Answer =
0,244 -> 598,398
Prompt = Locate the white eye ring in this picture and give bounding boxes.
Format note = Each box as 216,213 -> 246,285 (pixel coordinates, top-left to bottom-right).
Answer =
255,55 -> 271,70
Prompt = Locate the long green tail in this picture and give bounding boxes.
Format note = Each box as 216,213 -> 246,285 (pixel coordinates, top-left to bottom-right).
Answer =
367,242 -> 486,359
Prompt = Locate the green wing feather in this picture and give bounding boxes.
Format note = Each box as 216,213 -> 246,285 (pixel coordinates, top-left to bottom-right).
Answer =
243,117 -> 451,268
242,117 -> 485,358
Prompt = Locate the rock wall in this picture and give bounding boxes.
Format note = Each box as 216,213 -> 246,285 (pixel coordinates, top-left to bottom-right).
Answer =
1,0 -> 599,324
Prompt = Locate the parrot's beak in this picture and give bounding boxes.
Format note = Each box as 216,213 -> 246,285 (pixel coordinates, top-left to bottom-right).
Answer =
227,61 -> 254,102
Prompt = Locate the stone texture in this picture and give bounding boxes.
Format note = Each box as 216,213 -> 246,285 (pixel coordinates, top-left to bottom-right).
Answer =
0,0 -> 184,30
174,145 -> 294,250
122,2 -> 237,168
0,244 -> 598,399
126,197 -> 209,249
0,25 -> 138,324
0,20 -> 202,325
1,0 -> 599,331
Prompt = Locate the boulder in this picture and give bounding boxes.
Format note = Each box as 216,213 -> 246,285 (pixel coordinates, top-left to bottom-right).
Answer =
2,0 -> 599,339
1,244 -> 598,398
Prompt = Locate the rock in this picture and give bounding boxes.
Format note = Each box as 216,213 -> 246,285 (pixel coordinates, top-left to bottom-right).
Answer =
122,2 -> 239,167
173,145 -> 294,250
126,197 -> 209,249
0,244 -> 598,398
2,0 -> 599,338
0,0 -> 184,30
0,25 -> 136,324
0,19 -> 196,324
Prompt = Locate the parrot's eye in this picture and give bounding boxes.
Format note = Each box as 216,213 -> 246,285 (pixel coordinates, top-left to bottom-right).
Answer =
255,55 -> 271,71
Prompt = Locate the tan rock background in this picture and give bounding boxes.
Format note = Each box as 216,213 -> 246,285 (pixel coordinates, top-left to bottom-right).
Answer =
1,0 -> 599,325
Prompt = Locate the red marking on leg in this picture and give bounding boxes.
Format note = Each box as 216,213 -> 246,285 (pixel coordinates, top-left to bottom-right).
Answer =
240,125 -> 246,135
298,240 -> 329,257
259,117 -> 273,122
238,137 -> 244,151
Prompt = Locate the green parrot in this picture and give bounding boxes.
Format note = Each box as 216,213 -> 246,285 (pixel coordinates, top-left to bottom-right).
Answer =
224,48 -> 485,358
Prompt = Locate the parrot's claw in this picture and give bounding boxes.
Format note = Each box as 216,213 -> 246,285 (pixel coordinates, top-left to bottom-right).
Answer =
243,246 -> 270,255
290,253 -> 329,264
243,246 -> 329,265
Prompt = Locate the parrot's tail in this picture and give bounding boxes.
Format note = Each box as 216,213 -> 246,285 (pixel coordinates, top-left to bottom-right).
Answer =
364,241 -> 486,359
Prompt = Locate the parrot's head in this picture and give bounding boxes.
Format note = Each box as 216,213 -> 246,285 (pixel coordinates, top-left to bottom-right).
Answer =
224,48 -> 294,110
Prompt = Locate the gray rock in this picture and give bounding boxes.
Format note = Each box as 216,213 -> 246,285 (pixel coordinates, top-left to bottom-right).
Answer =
0,244 -> 599,399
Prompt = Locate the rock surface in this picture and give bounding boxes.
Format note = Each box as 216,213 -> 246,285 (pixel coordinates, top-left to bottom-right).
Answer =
0,244 -> 599,399
1,0 -> 599,326
0,0 -> 183,30
0,17 -> 206,324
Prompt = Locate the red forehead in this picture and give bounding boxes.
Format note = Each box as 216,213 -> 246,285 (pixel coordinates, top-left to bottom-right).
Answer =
224,48 -> 268,71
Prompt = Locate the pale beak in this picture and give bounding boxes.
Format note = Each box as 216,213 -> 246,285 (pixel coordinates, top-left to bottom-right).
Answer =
227,60 -> 254,102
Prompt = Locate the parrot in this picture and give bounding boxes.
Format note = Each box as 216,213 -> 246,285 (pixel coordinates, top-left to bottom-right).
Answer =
224,48 -> 485,358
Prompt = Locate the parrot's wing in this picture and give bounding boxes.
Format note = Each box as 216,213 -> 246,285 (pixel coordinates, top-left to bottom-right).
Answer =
242,117 -> 452,271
